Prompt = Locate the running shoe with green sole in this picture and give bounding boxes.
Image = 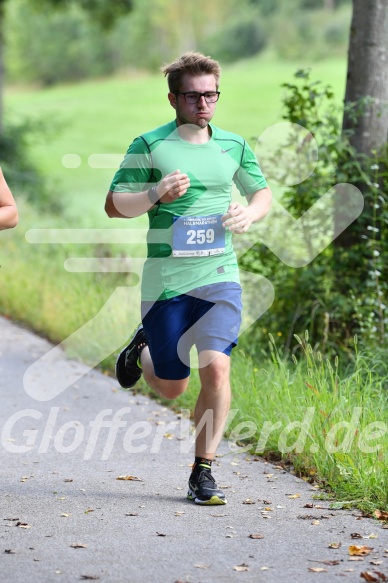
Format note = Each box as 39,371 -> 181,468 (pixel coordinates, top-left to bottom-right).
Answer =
115,324 -> 147,389
187,466 -> 227,505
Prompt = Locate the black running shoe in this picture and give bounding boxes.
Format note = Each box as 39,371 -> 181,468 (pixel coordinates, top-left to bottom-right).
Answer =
187,466 -> 227,505
115,325 -> 147,389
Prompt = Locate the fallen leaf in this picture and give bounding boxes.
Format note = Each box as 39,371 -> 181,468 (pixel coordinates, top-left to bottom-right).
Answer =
287,493 -> 301,499
84,509 -> 94,514
349,546 -> 374,556
349,557 -> 365,562
194,564 -> 210,569
360,573 -> 379,582
80,576 -> 100,581
370,562 -> 383,566
116,475 -> 143,481
308,567 -> 327,573
351,533 -> 364,539
249,534 -> 264,539
16,522 -> 31,529
242,499 -> 255,504
70,543 -> 87,549
61,513 -> 70,518
328,542 -> 341,549
156,532 -> 167,537
311,520 -> 320,525
373,572 -> 387,582
125,513 -> 139,517
174,512 -> 185,516
233,564 -> 249,572
3,518 -> 19,521
4,549 -> 17,554
309,560 -> 341,566
63,479 -> 73,483
374,510 -> 388,521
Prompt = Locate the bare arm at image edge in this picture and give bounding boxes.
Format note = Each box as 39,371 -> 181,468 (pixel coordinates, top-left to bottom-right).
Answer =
0,168 -> 18,230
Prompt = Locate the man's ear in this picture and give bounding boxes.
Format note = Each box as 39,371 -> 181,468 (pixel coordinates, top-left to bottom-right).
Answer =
168,92 -> 177,110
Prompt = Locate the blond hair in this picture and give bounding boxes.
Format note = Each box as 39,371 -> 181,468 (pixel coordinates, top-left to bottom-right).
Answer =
161,52 -> 221,93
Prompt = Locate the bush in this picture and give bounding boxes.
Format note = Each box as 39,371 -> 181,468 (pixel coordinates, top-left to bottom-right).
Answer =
201,16 -> 267,63
0,121 -> 63,213
6,0 -> 115,85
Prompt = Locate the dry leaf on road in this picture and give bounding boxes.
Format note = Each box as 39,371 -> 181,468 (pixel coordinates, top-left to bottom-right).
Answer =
249,534 -> 264,539
328,542 -> 341,549
349,546 -> 373,556
194,564 -> 210,569
308,568 -> 327,573
360,572 -> 387,582
70,543 -> 87,549
233,564 -> 250,572
116,475 -> 143,481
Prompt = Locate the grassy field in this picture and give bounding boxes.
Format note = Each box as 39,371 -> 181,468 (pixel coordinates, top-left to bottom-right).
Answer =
3,55 -> 387,514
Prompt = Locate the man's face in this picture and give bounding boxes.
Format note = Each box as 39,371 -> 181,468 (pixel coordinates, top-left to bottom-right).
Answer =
168,73 -> 218,129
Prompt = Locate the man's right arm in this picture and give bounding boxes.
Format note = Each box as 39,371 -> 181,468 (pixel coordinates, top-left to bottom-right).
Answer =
105,170 -> 190,219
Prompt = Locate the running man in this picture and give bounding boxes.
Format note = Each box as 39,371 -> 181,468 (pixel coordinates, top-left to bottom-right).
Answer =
105,52 -> 272,505
0,168 -> 18,230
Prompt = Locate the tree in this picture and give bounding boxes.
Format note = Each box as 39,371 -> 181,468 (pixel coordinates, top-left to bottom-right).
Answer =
0,0 -> 133,131
342,1 -> 388,156
334,1 -> 388,260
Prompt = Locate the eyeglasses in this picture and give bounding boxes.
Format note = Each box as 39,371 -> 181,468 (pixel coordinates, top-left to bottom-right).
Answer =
175,91 -> 221,104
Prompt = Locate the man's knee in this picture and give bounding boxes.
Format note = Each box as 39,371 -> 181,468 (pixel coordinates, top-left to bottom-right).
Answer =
155,377 -> 189,400
199,351 -> 230,388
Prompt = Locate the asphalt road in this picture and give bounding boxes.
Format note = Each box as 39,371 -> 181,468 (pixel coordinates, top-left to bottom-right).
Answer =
0,316 -> 387,583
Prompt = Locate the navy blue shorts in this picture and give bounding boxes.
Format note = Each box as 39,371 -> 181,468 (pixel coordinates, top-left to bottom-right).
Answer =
141,282 -> 242,380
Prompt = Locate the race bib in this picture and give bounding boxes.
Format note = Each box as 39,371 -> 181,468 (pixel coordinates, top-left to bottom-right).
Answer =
172,214 -> 225,257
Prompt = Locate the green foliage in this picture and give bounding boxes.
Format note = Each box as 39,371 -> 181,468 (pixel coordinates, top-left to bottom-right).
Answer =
240,69 -> 388,356
0,120 -> 62,212
271,5 -> 351,61
29,0 -> 133,28
201,15 -> 268,63
6,0 -> 115,85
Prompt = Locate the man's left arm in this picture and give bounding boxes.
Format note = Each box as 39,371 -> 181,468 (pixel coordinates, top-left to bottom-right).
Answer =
222,186 -> 272,234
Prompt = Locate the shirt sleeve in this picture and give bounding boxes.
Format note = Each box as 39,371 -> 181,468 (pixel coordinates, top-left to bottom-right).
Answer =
109,137 -> 154,193
233,140 -> 267,196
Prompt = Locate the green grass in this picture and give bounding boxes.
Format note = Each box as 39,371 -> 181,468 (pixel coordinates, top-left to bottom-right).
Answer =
4,55 -> 386,515
149,335 -> 388,515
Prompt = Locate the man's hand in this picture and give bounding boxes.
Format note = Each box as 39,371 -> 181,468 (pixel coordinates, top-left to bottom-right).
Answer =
158,169 -> 190,204
222,188 -> 272,234
222,202 -> 255,234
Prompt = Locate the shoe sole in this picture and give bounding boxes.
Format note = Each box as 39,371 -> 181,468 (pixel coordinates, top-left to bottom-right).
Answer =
115,324 -> 143,389
187,489 -> 227,506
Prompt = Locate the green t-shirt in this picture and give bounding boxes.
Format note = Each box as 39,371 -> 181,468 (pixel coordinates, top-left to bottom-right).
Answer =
110,120 -> 267,300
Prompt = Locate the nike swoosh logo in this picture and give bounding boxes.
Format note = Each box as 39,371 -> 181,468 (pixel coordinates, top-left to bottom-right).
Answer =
221,148 -> 234,154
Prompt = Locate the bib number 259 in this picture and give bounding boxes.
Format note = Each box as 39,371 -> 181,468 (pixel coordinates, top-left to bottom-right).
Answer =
187,229 -> 215,245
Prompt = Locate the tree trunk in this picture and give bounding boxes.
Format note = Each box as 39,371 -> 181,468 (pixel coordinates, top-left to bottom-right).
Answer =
342,0 -> 388,155
334,0 -> 388,251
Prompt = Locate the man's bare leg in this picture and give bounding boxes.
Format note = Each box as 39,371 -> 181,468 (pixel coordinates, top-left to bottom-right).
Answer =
194,351 -> 231,459
140,346 -> 189,400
